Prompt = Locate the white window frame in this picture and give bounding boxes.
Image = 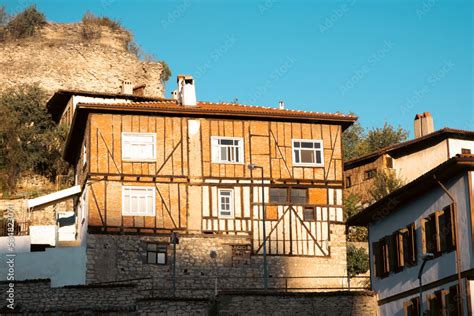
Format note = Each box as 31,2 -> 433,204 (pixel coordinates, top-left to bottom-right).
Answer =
211,136 -> 244,164
83,143 -> 87,167
122,132 -> 156,162
292,139 -> 324,167
218,189 -> 234,218
122,186 -> 156,217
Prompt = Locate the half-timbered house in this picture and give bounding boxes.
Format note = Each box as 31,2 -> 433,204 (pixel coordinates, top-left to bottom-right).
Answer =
43,75 -> 357,292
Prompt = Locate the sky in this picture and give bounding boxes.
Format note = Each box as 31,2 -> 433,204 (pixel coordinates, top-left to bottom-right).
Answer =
3,0 -> 473,136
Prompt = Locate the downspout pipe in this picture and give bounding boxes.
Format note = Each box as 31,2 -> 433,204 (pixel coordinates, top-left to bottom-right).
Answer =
434,175 -> 464,315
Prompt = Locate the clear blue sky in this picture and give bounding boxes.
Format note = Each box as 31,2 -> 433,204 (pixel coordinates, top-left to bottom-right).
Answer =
4,0 -> 473,135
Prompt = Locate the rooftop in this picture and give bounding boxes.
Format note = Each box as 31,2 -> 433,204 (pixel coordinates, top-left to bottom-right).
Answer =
344,128 -> 474,170
347,154 -> 474,226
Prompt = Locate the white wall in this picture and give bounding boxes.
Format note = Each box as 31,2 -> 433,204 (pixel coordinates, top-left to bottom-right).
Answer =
0,246 -> 86,287
368,173 -> 472,313
448,139 -> 474,157
393,140 -> 448,183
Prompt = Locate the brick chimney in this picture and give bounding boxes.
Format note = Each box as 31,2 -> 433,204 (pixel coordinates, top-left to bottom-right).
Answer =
121,80 -> 133,95
177,75 -> 196,106
414,112 -> 434,138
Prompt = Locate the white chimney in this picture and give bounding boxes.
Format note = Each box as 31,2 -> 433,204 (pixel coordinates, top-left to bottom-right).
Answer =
279,101 -> 285,109
414,112 -> 434,138
177,75 -> 197,106
121,80 -> 133,95
171,90 -> 178,100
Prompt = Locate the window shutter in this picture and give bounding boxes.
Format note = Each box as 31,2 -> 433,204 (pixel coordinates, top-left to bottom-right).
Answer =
211,138 -> 219,162
421,218 -> 427,255
444,204 -> 456,252
238,140 -> 244,163
407,223 -> 417,265
373,241 -> 382,278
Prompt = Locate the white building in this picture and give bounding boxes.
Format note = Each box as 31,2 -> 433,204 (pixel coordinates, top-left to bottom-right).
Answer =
348,154 -> 474,315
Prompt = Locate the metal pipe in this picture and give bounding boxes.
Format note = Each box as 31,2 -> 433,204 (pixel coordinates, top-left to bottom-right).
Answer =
434,175 -> 464,315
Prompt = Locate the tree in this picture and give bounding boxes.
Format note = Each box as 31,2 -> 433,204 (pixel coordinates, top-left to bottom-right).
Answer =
368,170 -> 404,202
344,193 -> 368,242
6,5 -> 46,39
0,84 -> 70,194
365,122 -> 409,153
342,119 -> 368,161
342,117 -> 409,161
347,244 -> 369,277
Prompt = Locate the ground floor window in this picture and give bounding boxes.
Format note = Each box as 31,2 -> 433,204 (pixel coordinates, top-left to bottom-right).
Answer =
146,243 -> 167,265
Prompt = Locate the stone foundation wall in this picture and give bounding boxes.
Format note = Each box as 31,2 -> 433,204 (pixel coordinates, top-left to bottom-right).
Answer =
1,280 -> 377,314
86,231 -> 350,296
216,291 -> 377,316
1,280 -> 138,313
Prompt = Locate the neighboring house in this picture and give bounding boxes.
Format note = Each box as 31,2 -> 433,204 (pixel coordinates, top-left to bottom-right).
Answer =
2,75 -> 357,292
344,112 -> 474,203
348,154 -> 474,315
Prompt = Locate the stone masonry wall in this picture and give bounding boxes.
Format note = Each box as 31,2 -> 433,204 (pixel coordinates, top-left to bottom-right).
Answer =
1,279 -> 377,314
0,23 -> 165,98
216,291 -> 377,316
87,228 -> 350,297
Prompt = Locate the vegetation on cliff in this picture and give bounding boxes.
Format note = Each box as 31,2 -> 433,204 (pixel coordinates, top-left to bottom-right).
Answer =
0,5 -> 46,40
0,84 -> 71,196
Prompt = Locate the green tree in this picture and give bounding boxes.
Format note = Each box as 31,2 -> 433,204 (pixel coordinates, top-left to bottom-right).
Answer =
347,244 -> 370,277
0,84 -> 70,194
344,193 -> 368,242
6,5 -> 46,39
343,117 -> 409,161
342,119 -> 368,161
368,170 -> 404,202
365,122 -> 409,153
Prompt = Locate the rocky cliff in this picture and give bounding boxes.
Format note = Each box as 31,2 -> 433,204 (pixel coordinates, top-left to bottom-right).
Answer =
0,22 -> 165,97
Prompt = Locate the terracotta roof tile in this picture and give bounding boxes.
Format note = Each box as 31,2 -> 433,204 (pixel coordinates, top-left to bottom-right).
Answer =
77,100 -> 357,122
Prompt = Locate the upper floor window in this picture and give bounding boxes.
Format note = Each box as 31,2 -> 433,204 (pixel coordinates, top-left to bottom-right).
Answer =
270,188 -> 288,204
345,176 -> 352,188
211,137 -> 244,164
290,188 -> 307,204
373,223 -> 417,278
364,169 -> 376,180
122,186 -> 155,216
292,139 -> 324,166
422,205 -> 455,256
122,133 -> 156,161
218,189 -> 234,218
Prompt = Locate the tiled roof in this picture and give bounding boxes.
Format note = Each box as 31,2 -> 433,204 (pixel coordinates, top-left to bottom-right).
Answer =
347,154 -> 474,226
344,128 -> 474,170
76,100 -> 357,122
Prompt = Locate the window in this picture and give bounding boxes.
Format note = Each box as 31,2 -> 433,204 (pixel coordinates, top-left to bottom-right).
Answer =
461,148 -> 471,154
218,189 -> 234,218
290,188 -> 307,204
426,291 -> 443,316
211,137 -> 244,164
345,176 -> 352,188
422,205 -> 455,255
270,188 -> 288,204
386,157 -> 394,169
122,133 -> 156,161
404,297 -> 420,316
364,169 -> 376,180
122,186 -> 155,216
292,139 -> 324,166
83,144 -> 87,167
146,243 -> 167,265
303,207 -> 315,221
374,223 -> 416,278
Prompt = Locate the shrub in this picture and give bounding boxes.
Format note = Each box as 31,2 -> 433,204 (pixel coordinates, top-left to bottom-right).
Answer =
0,84 -> 70,194
81,11 -> 126,40
159,60 -> 172,83
347,244 -> 369,277
6,5 -> 46,39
